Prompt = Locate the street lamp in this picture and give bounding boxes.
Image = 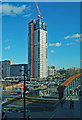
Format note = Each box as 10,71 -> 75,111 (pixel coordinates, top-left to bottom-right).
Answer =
20,67 -> 26,119
20,67 -> 30,119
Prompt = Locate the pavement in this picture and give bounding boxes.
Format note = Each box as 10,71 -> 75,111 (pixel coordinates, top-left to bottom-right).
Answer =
2,100 -> 55,120
1,95 -> 81,120
50,95 -> 81,119
30,95 -> 81,120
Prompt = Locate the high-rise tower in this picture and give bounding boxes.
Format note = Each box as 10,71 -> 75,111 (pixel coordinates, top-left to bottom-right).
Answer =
28,19 -> 48,80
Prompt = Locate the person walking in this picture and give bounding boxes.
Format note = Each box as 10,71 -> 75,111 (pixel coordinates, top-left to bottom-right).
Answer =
72,100 -> 74,108
5,114 -> 7,120
70,99 -> 74,109
70,99 -> 72,109
79,90 -> 81,96
60,100 -> 63,108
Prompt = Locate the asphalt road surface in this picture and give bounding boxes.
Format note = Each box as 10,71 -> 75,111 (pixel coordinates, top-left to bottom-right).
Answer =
2,99 -> 57,119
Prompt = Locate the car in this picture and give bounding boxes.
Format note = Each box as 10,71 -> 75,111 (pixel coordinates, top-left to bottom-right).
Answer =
7,108 -> 13,112
18,109 -> 31,119
2,110 -> 7,119
3,113 -> 7,119
18,109 -> 30,113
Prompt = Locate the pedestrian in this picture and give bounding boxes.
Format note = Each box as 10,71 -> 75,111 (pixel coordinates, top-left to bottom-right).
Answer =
70,99 -> 73,109
67,89 -> 68,96
79,90 -> 81,96
70,90 -> 72,95
72,100 -> 74,108
5,114 -> 7,120
70,99 -> 72,109
2,110 -> 5,119
60,100 -> 63,108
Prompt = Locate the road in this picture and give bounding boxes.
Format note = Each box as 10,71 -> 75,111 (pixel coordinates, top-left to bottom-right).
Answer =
2,98 -> 57,119
2,95 -> 81,119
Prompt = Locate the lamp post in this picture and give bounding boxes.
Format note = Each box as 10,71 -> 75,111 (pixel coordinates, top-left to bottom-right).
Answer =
20,67 -> 30,120
20,67 -> 26,119
23,71 -> 26,119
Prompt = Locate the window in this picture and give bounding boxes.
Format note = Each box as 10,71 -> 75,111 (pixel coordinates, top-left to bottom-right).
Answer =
38,47 -> 40,58
38,30 -> 40,42
46,48 -> 47,58
46,33 -> 47,43
38,63 -> 40,77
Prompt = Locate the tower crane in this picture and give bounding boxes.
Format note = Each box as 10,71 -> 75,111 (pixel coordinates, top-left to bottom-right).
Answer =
34,0 -> 43,19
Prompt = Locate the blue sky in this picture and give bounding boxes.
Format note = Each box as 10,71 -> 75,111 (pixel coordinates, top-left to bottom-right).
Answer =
1,2 -> 80,69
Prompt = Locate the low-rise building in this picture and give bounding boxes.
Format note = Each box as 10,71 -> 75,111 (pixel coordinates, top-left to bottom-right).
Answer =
0,60 -> 14,79
48,66 -> 56,77
0,60 -> 28,80
10,64 -> 28,78
58,67 -> 66,75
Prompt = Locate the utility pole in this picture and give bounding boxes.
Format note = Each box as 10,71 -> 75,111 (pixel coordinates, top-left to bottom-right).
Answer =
20,67 -> 26,119
23,71 -> 26,119
23,69 -> 30,119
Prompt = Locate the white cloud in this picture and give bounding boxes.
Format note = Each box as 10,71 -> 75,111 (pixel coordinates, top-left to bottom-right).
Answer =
0,4 -> 2,13
5,40 -> 11,42
50,50 -> 55,53
26,5 -> 31,11
0,3 -> 27,16
72,33 -> 80,38
74,39 -> 80,42
55,42 -> 62,47
66,43 -> 74,46
49,43 -> 55,46
5,45 -> 10,50
24,13 -> 32,18
49,42 -> 62,47
64,35 -> 71,39
64,33 -> 80,39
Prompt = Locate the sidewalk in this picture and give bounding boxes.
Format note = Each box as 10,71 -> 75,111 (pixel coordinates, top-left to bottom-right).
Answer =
2,96 -> 81,120
50,96 -> 80,119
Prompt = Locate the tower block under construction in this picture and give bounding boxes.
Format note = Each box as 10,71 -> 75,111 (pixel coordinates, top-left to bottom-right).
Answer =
28,18 -> 48,80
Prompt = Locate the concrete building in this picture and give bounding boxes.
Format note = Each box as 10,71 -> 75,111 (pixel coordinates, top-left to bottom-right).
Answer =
0,60 -> 14,79
28,19 -> 48,80
48,66 -> 56,77
10,64 -> 28,77
0,60 -> 28,79
58,67 -> 66,75
10,64 -> 28,78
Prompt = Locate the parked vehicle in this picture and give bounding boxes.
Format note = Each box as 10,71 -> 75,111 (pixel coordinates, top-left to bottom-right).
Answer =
18,109 -> 31,119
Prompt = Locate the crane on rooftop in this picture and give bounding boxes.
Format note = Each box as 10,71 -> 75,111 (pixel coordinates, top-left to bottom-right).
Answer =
34,0 -> 43,19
